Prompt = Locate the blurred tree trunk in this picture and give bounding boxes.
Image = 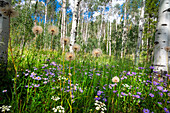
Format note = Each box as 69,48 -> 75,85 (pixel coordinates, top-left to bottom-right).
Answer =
0,0 -> 10,76
135,0 -> 145,65
121,0 -> 127,58
61,0 -> 66,52
44,0 -> 48,50
70,0 -> 81,52
98,5 -> 105,48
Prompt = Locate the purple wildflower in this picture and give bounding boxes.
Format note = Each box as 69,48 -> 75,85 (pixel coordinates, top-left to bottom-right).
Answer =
2,90 -> 7,93
97,90 -> 103,96
132,72 -> 136,75
168,93 -> 170,97
157,102 -> 162,105
157,86 -> 164,91
137,92 -> 141,95
149,93 -> 154,97
135,95 -> 140,98
150,66 -> 154,69
79,88 -> 83,93
121,92 -> 128,96
143,108 -> 150,113
162,89 -> 168,92
94,96 -> 101,100
96,73 -> 100,76
164,108 -> 170,113
103,98 -> 107,102
158,92 -> 163,97
113,90 -> 117,93
34,84 -> 40,87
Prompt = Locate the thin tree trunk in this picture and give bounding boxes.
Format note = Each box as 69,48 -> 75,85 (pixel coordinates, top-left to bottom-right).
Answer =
44,0 -> 48,50
109,20 -> 112,56
98,5 -> 105,48
70,0 -> 81,52
121,0 -> 127,58
62,0 -> 66,51
135,0 -> 145,65
106,22 -> 109,54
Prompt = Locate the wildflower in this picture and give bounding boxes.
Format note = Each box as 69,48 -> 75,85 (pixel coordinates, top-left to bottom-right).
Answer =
94,100 -> 107,112
97,90 -> 103,96
32,25 -> 43,35
157,86 -> 164,91
135,95 -> 140,98
149,93 -> 154,97
143,108 -> 150,113
137,92 -> 141,95
43,81 -> 48,84
157,102 -> 162,105
52,106 -> 65,113
94,96 -> 101,100
112,76 -> 120,83
164,108 -> 169,113
0,105 -> 11,112
158,92 -> 163,97
113,90 -> 117,93
65,52 -> 75,61
51,96 -> 60,101
61,37 -> 70,46
121,92 -> 128,96
35,76 -> 42,80
102,98 -> 107,102
1,5 -> 18,17
34,84 -> 40,87
168,93 -> 170,97
2,90 -> 7,93
48,25 -> 59,35
79,88 -> 83,93
149,66 -> 154,69
72,43 -> 81,52
92,48 -> 102,57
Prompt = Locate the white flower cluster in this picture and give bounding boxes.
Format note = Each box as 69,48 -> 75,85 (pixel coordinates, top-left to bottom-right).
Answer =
51,96 -> 60,101
0,105 -> 11,112
94,100 -> 107,113
52,106 -> 65,113
58,76 -> 67,80
122,84 -> 130,88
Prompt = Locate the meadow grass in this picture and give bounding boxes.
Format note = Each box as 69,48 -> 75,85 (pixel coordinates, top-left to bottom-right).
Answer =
0,49 -> 170,113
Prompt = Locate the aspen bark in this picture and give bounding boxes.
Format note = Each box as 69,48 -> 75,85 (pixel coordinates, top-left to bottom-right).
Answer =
153,0 -> 170,77
70,0 -> 81,52
0,0 -> 11,75
121,0 -> 127,58
61,0 -> 66,51
135,0 -> 145,65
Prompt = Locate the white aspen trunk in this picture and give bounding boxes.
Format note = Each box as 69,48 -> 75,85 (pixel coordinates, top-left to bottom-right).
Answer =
85,21 -> 88,46
44,0 -> 48,50
62,0 -> 66,51
153,0 -> 170,77
109,20 -> 112,56
135,0 -> 145,65
106,22 -> 109,54
0,0 -> 11,75
70,0 -> 80,52
116,18 -> 117,31
98,6 -> 105,47
103,23 -> 106,41
121,0 -> 127,58
61,10 -> 63,49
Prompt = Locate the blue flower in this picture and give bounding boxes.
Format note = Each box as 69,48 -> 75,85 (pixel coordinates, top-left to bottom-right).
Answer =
143,108 -> 150,113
